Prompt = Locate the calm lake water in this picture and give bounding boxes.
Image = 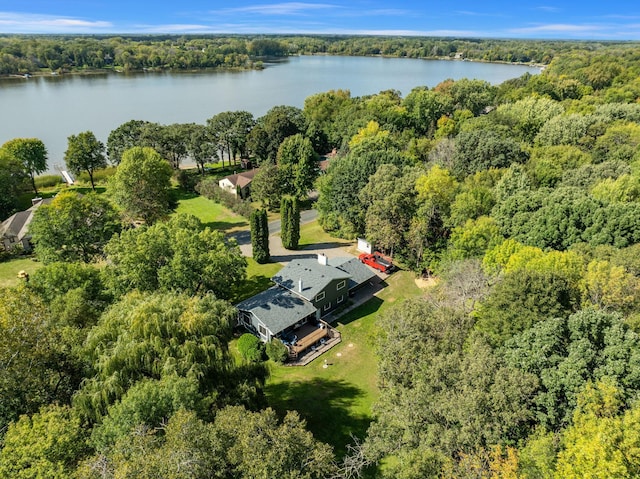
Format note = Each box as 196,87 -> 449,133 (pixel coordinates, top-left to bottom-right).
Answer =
0,55 -> 540,171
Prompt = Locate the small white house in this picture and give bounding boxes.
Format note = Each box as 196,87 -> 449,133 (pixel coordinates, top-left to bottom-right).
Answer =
218,169 -> 258,199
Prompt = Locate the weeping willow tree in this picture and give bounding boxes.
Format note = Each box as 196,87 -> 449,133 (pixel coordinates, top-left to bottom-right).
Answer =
74,291 -> 267,421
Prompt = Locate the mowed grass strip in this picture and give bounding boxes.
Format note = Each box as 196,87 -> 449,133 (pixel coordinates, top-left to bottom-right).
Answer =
298,221 -> 352,250
265,269 -> 422,457
174,192 -> 248,233
0,257 -> 43,288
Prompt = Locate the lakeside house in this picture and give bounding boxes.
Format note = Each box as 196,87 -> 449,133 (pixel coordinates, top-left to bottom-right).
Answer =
0,198 -> 52,252
236,253 -> 376,363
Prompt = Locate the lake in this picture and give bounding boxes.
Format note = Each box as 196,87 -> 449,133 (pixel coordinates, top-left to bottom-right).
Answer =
0,55 -> 540,171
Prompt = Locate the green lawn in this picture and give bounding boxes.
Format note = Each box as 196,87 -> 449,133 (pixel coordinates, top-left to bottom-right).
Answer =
232,258 -> 283,304
265,269 -> 423,458
0,257 -> 43,288
299,221 -> 352,250
175,191 -> 248,233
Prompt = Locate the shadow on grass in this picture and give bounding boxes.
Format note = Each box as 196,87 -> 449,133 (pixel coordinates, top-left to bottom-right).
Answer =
266,377 -> 371,458
270,252 -> 320,263
336,296 -> 385,327
299,241 -> 351,251
203,220 -> 249,232
233,273 -> 275,303
174,189 -> 198,201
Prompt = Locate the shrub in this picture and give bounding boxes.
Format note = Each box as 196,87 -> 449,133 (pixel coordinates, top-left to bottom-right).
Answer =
266,338 -> 289,363
237,333 -> 264,362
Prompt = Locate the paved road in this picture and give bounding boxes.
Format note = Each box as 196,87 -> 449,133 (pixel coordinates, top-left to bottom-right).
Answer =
229,209 -> 358,264
230,209 -> 318,247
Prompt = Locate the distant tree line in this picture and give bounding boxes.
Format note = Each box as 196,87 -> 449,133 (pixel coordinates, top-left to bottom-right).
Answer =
3,34 -> 638,76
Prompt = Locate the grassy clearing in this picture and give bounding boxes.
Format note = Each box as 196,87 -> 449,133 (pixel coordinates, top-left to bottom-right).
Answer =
174,191 -> 248,233
0,257 -> 43,288
265,269 -> 422,457
299,221 -> 352,250
233,258 -> 283,303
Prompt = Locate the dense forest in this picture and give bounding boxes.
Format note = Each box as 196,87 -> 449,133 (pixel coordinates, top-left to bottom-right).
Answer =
1,34 -> 636,75
2,38 -> 640,478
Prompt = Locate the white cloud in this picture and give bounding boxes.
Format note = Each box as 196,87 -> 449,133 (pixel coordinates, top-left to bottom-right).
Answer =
454,10 -> 509,18
509,23 -> 605,34
212,2 -> 338,16
0,12 -> 112,32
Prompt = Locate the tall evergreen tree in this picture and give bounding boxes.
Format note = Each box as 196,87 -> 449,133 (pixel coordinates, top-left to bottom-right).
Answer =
251,209 -> 270,264
281,196 -> 301,250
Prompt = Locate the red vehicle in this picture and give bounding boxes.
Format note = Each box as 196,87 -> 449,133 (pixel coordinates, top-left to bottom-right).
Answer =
359,251 -> 393,273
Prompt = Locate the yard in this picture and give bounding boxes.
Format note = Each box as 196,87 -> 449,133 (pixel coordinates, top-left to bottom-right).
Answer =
265,269 -> 424,458
0,257 -> 43,288
174,191 -> 248,233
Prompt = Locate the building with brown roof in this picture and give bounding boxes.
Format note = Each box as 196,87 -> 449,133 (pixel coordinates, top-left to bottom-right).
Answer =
218,169 -> 259,199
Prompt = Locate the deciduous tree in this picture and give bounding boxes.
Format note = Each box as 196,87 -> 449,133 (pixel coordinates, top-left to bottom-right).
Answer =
29,191 -> 121,264
276,133 -> 319,200
109,146 -> 173,224
0,148 -> 26,219
2,138 -> 47,195
103,214 -> 246,298
64,130 -> 107,190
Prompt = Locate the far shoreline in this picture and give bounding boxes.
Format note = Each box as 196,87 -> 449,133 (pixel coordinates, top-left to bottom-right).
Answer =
0,53 -> 544,83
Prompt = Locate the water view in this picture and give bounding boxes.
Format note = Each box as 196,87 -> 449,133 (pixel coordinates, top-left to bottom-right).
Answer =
0,55 -> 540,170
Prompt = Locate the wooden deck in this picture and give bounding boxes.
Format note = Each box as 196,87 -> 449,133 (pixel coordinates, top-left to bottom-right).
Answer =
286,321 -> 341,366
291,324 -> 329,354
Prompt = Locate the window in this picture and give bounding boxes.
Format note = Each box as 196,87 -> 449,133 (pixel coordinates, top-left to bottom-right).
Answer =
337,295 -> 344,304
337,280 -> 346,290
324,302 -> 331,311
259,325 -> 267,337
315,291 -> 325,302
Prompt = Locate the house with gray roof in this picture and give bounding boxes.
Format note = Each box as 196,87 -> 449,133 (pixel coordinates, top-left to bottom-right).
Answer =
236,253 -> 376,360
0,198 -> 52,252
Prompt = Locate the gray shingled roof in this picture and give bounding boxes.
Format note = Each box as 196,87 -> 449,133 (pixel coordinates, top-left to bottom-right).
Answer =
272,258 -> 351,301
236,286 -> 317,335
330,257 -> 377,289
1,197 -> 54,241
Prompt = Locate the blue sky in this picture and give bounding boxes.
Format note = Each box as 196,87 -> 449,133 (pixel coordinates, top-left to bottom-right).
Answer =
0,1 -> 639,39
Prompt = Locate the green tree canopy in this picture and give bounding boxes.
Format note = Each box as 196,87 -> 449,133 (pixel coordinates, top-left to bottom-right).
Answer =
78,406 -> 335,479
103,213 -> 247,298
75,291 -> 265,420
29,191 -> 122,264
250,209 -> 270,264
0,287 -> 79,434
475,268 -> 581,345
0,148 -> 26,219
64,130 -> 107,190
276,133 -> 319,200
367,298 -> 537,461
106,119 -> 150,164
280,196 -> 300,250
109,146 -> 173,224
250,161 -> 283,209
503,309 -> 640,430
0,405 -> 89,479
2,138 -> 48,195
